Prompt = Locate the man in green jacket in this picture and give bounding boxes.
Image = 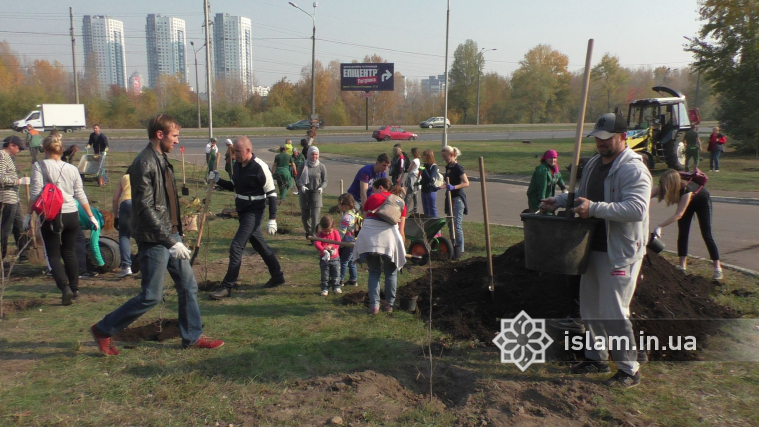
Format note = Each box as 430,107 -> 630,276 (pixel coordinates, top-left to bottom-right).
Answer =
25,124 -> 42,163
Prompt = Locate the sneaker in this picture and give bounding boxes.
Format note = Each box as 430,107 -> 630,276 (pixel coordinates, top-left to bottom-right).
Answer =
382,304 -> 393,313
320,290 -> 329,296
185,335 -> 225,350
346,280 -> 358,287
549,317 -> 586,334
263,276 -> 286,288
91,324 -> 120,356
713,268 -> 724,280
209,288 -> 232,300
368,306 -> 379,315
62,286 -> 74,306
293,189 -> 299,195
45,269 -> 53,277
675,265 -> 687,272
715,169 -> 720,172
80,271 -> 99,278
571,360 -> 611,374
72,290 -> 80,300
603,369 -> 640,388
117,266 -> 133,278
333,288 -> 343,295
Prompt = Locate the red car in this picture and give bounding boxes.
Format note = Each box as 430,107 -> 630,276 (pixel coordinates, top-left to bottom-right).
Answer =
372,126 -> 418,142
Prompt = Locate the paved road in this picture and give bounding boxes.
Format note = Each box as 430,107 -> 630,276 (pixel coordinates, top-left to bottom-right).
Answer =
110,136 -> 759,271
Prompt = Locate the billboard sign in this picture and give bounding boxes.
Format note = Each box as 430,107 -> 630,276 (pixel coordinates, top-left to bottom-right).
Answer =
341,63 -> 394,91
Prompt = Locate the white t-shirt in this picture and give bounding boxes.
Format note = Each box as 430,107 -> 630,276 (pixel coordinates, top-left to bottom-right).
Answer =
205,143 -> 219,154
407,158 -> 421,177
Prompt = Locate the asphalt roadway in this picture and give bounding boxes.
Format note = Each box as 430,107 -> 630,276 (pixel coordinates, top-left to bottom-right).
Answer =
109,133 -> 759,272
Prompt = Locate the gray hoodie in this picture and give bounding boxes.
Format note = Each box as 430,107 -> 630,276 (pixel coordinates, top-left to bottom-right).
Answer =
554,147 -> 652,269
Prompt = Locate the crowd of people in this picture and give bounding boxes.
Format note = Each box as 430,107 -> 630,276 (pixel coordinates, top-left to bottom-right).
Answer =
0,111 -> 730,389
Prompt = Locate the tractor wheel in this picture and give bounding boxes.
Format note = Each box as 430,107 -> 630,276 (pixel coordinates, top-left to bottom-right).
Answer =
640,151 -> 655,170
429,237 -> 453,261
408,241 -> 430,266
664,139 -> 686,171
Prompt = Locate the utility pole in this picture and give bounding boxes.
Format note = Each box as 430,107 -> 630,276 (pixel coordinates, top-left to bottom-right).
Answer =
190,41 -> 202,129
69,7 -> 80,104
289,2 -> 317,119
204,0 -> 213,140
442,0 -> 450,148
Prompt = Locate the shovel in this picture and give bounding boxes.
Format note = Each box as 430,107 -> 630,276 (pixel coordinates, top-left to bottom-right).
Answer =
180,146 -> 189,195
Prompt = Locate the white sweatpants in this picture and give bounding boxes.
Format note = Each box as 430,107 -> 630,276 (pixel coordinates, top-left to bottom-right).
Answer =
580,251 -> 642,375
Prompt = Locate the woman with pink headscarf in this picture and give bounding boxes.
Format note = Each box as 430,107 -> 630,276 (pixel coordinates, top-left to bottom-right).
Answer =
526,149 -> 566,213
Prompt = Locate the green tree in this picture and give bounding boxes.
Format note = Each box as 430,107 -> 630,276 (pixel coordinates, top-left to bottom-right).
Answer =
448,39 -> 481,124
686,0 -> 759,154
510,44 -> 570,123
591,53 -> 628,112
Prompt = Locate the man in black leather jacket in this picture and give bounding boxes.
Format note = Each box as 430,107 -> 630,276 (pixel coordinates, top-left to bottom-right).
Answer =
90,114 -> 224,356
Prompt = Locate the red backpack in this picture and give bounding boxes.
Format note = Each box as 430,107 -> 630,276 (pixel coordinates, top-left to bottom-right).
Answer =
678,167 -> 708,195
32,162 -> 65,221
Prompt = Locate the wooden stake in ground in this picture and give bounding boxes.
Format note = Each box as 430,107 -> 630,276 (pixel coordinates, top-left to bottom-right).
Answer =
478,157 -> 495,297
566,39 -> 594,218
190,151 -> 221,266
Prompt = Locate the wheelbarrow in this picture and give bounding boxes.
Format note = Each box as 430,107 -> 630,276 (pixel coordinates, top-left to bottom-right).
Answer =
405,214 -> 453,264
77,148 -> 107,185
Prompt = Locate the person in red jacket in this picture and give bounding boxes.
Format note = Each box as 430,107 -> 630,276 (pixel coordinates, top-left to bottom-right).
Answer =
314,215 -> 341,296
707,126 -> 727,172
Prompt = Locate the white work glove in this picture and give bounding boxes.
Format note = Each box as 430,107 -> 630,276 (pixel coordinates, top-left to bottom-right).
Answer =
17,177 -> 30,185
89,216 -> 99,230
208,171 -> 220,183
321,250 -> 331,262
22,214 -> 32,231
266,219 -> 277,235
317,188 -> 323,194
169,242 -> 191,260
653,226 -> 662,238
562,189 -> 568,194
301,185 -> 308,193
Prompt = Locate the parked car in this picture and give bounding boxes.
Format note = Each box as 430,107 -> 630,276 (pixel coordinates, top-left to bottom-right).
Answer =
419,117 -> 451,129
372,126 -> 418,142
286,119 -> 324,130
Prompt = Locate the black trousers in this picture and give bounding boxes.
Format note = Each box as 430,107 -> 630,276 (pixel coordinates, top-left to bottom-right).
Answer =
0,202 -> 18,260
222,210 -> 283,289
41,212 -> 81,291
677,197 -> 720,261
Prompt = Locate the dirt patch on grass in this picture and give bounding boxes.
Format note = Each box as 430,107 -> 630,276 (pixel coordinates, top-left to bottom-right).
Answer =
241,367 -> 625,426
0,298 -> 45,318
113,318 -> 181,343
344,243 -> 738,361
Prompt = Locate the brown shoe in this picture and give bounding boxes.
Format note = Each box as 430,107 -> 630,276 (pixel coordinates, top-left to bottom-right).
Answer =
185,335 -> 225,350
91,324 -> 120,356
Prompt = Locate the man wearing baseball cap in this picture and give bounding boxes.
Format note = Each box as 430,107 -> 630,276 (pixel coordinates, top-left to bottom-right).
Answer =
541,112 -> 652,388
1,136 -> 30,261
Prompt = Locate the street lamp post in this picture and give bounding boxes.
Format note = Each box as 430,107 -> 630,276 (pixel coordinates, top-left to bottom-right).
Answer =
476,48 -> 496,126
190,41 -> 204,129
289,1 -> 317,118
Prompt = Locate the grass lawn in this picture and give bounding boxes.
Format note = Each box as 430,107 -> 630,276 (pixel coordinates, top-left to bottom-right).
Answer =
1,151 -> 758,425
317,139 -> 759,193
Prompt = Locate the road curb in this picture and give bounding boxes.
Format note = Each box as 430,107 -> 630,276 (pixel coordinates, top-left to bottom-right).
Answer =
710,196 -> 759,206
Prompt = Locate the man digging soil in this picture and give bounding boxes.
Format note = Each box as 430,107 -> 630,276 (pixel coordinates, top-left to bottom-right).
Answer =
542,112 -> 652,388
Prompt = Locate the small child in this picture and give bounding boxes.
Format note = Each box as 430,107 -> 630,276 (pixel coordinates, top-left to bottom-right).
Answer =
337,193 -> 359,287
314,215 -> 341,296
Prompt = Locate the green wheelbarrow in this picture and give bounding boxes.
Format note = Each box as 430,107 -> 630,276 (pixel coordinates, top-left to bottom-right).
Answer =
405,214 -> 453,265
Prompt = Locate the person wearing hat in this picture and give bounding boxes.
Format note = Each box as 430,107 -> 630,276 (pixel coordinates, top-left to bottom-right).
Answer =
541,112 -> 652,388
223,139 -> 235,180
526,149 -> 567,213
1,136 -> 30,261
205,138 -> 218,172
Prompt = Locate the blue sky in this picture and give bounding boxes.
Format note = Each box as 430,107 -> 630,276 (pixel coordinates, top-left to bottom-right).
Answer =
0,0 -> 704,90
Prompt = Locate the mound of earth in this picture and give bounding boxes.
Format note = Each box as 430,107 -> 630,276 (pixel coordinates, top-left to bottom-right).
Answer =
113,318 -> 181,342
345,243 -> 738,361
0,298 -> 44,318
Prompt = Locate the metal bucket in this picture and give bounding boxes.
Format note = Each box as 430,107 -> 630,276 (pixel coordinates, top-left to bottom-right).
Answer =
398,295 -> 418,312
647,233 -> 665,254
520,213 -> 603,275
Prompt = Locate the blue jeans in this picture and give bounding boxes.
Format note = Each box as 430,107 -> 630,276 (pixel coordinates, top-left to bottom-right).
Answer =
366,254 -> 397,309
339,237 -> 357,284
421,191 -> 438,217
447,196 -> 465,252
118,200 -> 132,267
710,149 -> 722,170
96,234 -> 203,347
222,210 -> 283,289
320,258 -> 340,291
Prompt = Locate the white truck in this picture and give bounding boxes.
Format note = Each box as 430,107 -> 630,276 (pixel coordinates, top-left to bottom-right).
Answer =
13,104 -> 87,133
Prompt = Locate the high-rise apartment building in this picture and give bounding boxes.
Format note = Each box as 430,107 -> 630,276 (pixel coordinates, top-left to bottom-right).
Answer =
128,71 -> 143,94
213,13 -> 253,89
145,14 -> 188,88
421,74 -> 446,96
82,15 -> 127,92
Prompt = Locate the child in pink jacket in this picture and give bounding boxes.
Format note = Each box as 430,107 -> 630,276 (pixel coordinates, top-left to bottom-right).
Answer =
314,215 -> 341,296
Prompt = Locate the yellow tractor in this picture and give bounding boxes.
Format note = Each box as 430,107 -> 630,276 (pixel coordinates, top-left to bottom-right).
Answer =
625,86 -> 701,171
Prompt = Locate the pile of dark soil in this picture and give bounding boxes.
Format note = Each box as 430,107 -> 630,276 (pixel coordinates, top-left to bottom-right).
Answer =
345,243 -> 738,361
113,319 -> 181,342
0,298 -> 44,318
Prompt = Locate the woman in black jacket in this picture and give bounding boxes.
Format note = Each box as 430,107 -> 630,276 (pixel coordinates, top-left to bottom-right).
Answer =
419,149 -> 439,218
